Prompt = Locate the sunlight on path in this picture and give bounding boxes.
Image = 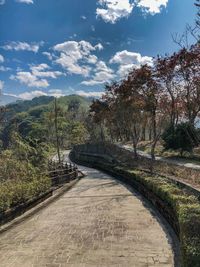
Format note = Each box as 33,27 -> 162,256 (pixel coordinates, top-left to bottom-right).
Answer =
0,165 -> 177,267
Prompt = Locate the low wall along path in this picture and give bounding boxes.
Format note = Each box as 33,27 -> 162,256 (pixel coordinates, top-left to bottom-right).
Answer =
0,161 -> 178,266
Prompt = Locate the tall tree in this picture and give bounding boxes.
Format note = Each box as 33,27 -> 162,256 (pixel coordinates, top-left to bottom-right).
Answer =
54,98 -> 61,164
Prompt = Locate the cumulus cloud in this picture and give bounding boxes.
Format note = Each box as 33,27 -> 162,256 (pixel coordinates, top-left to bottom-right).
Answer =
0,54 -> 12,72
81,60 -> 115,86
76,90 -> 104,98
96,0 -> 134,24
0,55 -> 4,63
96,0 -> 169,23
15,0 -> 34,3
110,50 -> 153,77
137,0 -> 168,14
10,63 -> 63,88
10,72 -> 49,88
15,89 -> 64,100
18,90 -> 47,100
0,80 -> 4,91
0,66 -> 11,72
42,52 -> 53,60
48,89 -> 65,98
1,0 -> 34,3
30,63 -> 63,79
16,89 -> 103,100
87,55 -> 98,64
53,40 -> 103,77
2,41 -> 42,53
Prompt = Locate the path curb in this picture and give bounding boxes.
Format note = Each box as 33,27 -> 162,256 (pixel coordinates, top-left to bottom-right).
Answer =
0,178 -> 82,235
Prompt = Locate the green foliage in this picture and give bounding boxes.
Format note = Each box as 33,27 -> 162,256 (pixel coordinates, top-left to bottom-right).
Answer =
69,122 -> 89,145
0,150 -> 51,212
162,123 -> 199,154
0,94 -> 91,214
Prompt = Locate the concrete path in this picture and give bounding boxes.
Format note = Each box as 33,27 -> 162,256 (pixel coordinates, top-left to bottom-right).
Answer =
121,144 -> 200,170
0,164 -> 178,267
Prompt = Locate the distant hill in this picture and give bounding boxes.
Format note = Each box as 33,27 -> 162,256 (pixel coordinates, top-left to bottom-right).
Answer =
6,95 -> 54,114
0,94 -> 20,106
4,95 -> 91,120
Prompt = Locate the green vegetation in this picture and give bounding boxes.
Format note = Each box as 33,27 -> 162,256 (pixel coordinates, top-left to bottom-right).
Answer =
162,123 -> 199,156
0,95 -> 90,212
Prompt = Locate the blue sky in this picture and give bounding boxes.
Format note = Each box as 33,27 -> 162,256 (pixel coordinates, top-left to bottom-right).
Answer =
0,0 -> 197,99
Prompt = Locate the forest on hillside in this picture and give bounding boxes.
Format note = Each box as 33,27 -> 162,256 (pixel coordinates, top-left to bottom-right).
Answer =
0,95 -> 90,212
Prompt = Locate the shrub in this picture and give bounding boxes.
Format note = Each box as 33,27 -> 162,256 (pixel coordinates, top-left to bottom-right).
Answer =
0,150 -> 51,213
162,123 -> 199,155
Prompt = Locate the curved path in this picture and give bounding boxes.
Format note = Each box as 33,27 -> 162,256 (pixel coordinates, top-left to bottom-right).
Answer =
0,164 -> 178,267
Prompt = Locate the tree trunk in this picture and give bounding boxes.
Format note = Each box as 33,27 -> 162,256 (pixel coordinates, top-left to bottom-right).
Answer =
54,98 -> 61,165
151,142 -> 156,161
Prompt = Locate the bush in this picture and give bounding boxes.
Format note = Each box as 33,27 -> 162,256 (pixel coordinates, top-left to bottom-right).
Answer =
162,123 -> 199,155
0,151 -> 51,213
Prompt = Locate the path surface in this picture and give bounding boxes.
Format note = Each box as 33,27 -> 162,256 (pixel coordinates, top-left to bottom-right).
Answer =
0,164 -> 178,267
121,144 -> 200,170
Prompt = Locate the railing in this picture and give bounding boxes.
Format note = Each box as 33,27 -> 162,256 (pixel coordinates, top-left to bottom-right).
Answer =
48,160 -> 79,186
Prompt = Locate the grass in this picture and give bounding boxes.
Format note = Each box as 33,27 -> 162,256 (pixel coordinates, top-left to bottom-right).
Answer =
136,141 -> 200,166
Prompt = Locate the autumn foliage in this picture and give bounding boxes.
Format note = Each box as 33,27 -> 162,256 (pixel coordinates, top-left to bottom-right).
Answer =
90,43 -> 200,159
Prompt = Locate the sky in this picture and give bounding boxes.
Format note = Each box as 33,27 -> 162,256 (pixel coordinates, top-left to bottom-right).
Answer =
0,0 -> 197,100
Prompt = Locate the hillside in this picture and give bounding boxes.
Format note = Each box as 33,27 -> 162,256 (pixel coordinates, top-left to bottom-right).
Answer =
4,95 -> 91,120
1,94 -> 91,150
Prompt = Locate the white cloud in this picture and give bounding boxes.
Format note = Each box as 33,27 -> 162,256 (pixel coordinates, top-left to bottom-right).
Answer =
48,89 -> 65,98
96,0 -> 134,24
14,89 -> 64,100
76,90 -> 104,98
30,63 -> 63,79
0,80 -> 4,91
2,41 -> 41,53
42,52 -> 53,60
11,72 -> 49,88
81,60 -> 115,86
96,60 -> 114,73
10,64 -> 63,88
110,50 -> 153,77
53,40 -> 103,77
0,54 -> 4,63
87,55 -> 98,64
0,0 -> 5,4
91,25 -> 96,32
137,0 -> 168,14
81,15 -> 87,20
16,89 -> 103,100
15,0 -> 34,3
96,0 -> 169,23
95,43 -> 104,50
0,66 -> 11,72
18,90 -> 47,100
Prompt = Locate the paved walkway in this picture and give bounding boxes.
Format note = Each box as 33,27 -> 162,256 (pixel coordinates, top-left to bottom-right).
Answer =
0,165 -> 178,267
121,144 -> 200,170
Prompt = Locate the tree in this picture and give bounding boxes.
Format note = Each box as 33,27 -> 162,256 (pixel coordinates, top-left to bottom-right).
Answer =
176,45 -> 200,126
156,54 -> 180,128
162,122 -> 199,155
54,98 -> 61,164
